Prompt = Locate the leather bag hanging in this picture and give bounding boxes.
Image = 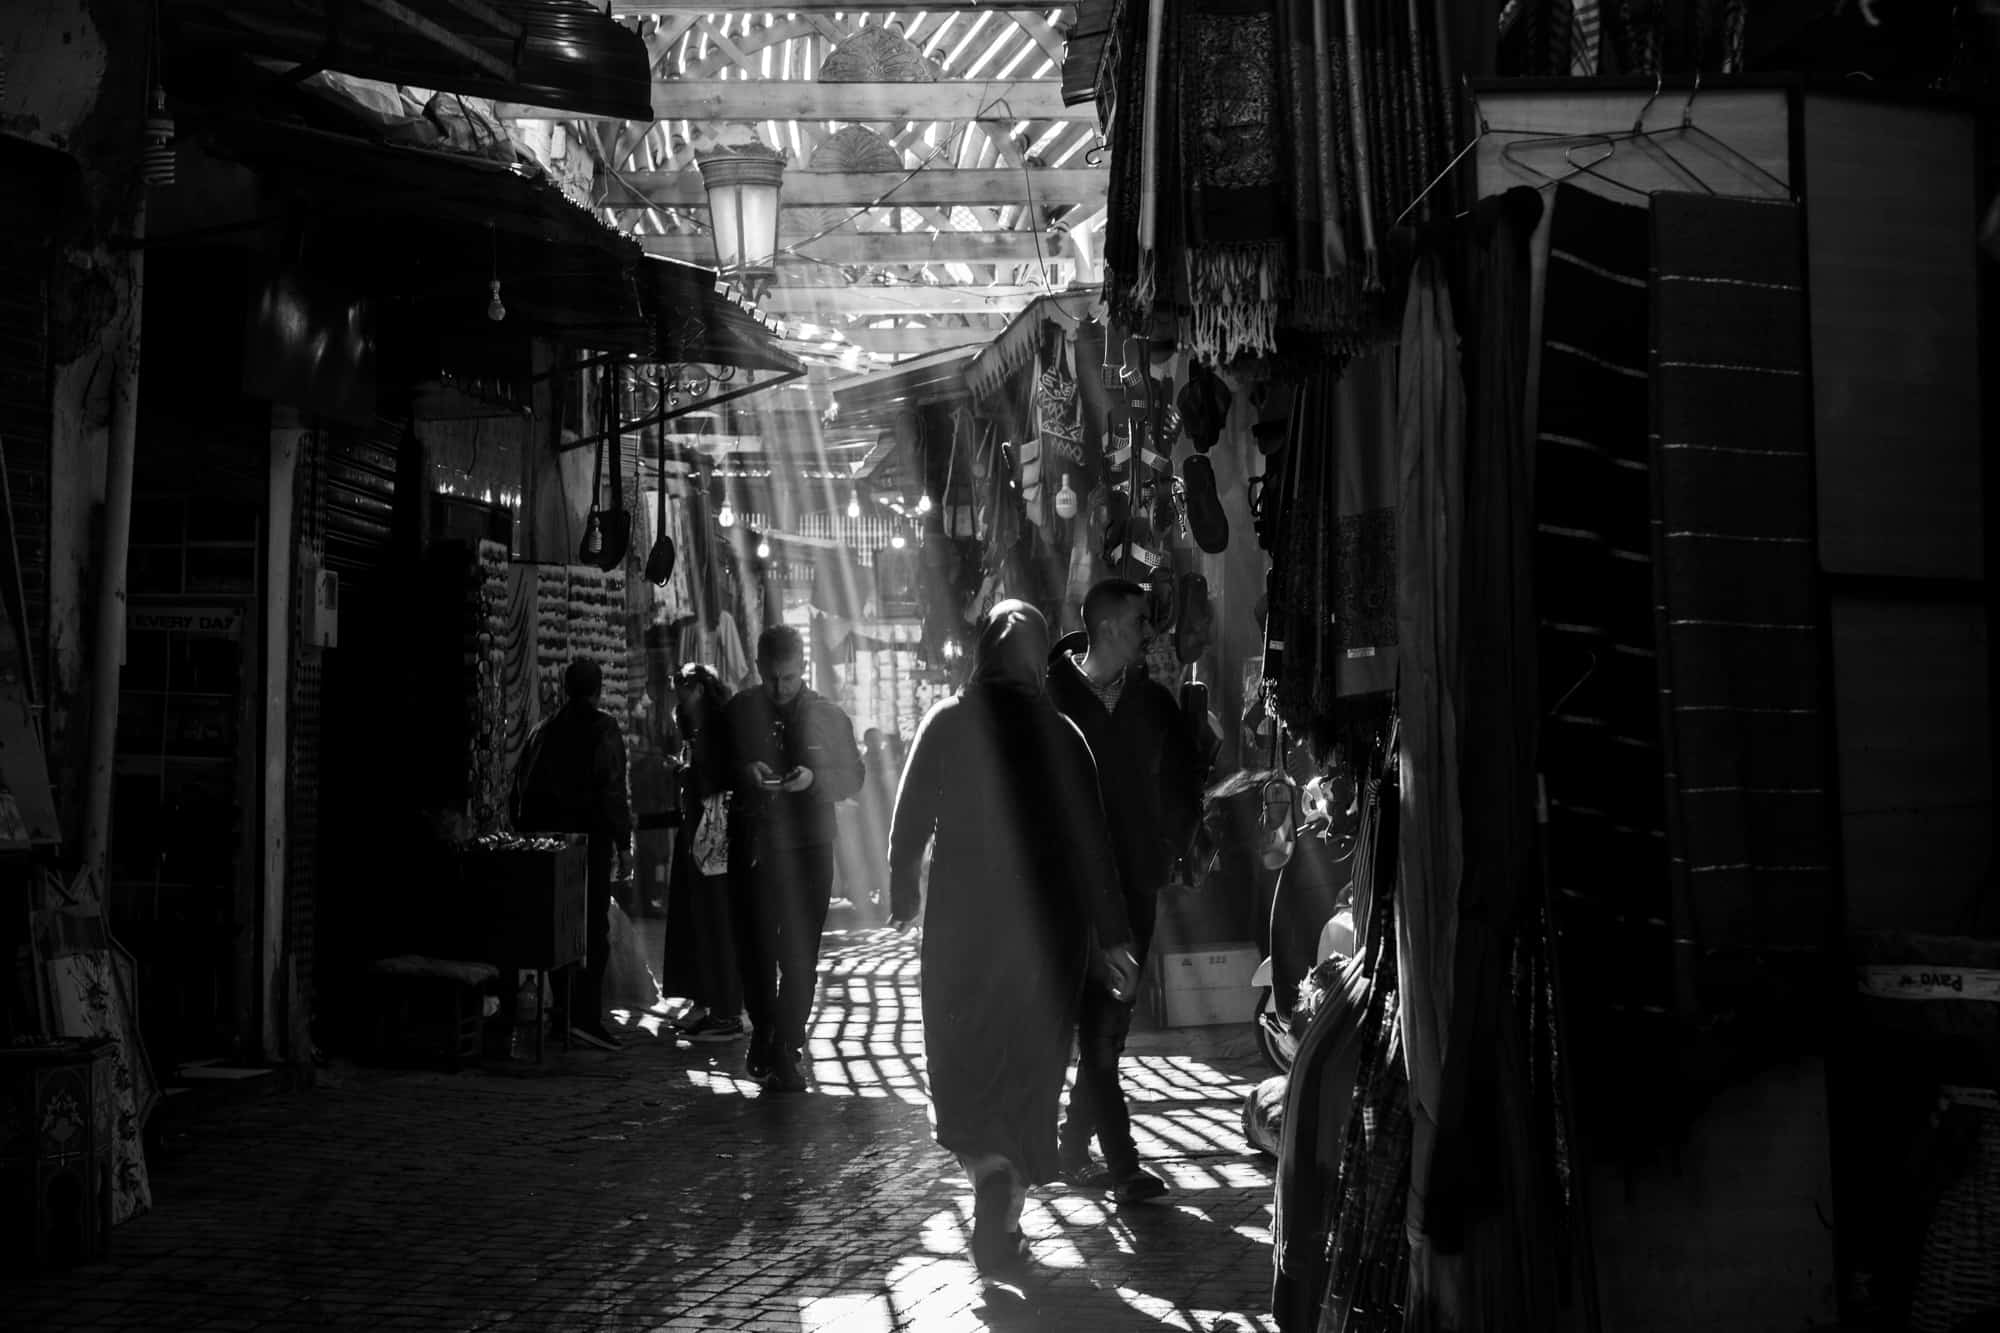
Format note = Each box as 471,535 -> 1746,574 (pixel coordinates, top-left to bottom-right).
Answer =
644,413 -> 676,585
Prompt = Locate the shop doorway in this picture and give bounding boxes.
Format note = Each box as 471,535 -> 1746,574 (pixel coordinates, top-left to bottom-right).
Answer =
110,586 -> 261,1072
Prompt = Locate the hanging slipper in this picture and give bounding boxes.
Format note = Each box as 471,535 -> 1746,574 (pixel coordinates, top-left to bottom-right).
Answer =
1174,572 -> 1215,664
1150,476 -> 1179,544
1101,489 -> 1132,567
1247,474 -> 1278,553
1176,362 -> 1232,453
1181,454 -> 1229,554
1146,564 -> 1176,637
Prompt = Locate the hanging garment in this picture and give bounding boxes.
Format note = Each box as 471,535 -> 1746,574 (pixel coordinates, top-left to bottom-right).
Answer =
1647,192 -> 1835,1033
658,487 -> 698,626
1391,253 -> 1464,1134
1409,188 -> 1554,1319
1319,765 -> 1410,1333
1533,183 -> 1677,1150
1272,955 -> 1373,1331
1328,351 -> 1401,705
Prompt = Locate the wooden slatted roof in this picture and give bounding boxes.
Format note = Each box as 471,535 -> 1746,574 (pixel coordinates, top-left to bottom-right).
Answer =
559,5 -> 1106,369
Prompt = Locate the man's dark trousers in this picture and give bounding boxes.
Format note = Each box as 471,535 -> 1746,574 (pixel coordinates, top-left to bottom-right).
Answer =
732,840 -> 834,1060
1061,909 -> 1156,1178
558,832 -> 613,1026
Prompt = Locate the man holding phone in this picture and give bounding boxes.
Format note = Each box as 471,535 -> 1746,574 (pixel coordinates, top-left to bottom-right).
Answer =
721,625 -> 865,1092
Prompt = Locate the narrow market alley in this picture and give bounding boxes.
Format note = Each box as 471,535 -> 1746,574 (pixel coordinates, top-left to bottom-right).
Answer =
5,929 -> 1281,1333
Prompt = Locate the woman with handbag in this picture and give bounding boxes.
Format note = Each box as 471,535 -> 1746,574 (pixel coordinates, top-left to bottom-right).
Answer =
663,663 -> 746,1042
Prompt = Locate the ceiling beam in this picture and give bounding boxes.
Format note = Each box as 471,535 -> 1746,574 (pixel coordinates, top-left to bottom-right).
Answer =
762,285 -> 1042,316
842,326 -> 1001,356
640,78 -> 1085,124
641,229 -> 1069,266
623,3 -> 1052,11
610,167 -> 1106,210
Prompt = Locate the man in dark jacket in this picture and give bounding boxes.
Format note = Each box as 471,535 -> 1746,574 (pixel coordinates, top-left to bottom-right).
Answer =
721,625 -> 865,1092
515,658 -> 633,1050
1047,578 -> 1206,1200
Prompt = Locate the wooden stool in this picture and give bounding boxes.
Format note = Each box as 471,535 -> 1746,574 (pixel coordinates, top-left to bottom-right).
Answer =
367,956 -> 500,1067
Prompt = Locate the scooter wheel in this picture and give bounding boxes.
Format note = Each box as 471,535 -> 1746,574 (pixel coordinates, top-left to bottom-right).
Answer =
1253,987 -> 1293,1075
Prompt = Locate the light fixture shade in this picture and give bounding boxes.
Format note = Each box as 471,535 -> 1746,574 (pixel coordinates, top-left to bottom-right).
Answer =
695,143 -> 786,288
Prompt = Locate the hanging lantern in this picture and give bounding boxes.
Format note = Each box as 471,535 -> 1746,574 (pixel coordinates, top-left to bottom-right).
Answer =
142,88 -> 176,188
694,140 -> 786,304
486,279 -> 507,322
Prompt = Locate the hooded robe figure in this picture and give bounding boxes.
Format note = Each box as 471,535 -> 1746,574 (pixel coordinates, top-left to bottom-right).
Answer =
888,600 -> 1133,1280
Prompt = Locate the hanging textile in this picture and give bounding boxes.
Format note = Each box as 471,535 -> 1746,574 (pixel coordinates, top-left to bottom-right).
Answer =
1391,251 -> 1464,1140
1532,184 -> 1676,1149
1647,192 -> 1835,1037
1400,189 -> 1561,1333
1273,958 -> 1375,1329
655,486 -> 698,626
1408,187 -> 1556,1314
1102,0 -> 1451,370
1329,351 -> 1401,706
1318,764 -> 1409,1333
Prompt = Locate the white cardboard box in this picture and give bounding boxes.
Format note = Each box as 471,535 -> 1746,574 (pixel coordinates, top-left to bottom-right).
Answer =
1155,945 -> 1261,1027
1161,983 -> 1260,1027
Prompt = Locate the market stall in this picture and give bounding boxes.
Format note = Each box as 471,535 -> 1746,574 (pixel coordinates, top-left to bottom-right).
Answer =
1068,2 -> 1993,1327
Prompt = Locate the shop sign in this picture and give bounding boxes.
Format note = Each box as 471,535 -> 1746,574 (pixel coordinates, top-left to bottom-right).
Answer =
1857,964 -> 2000,1003
129,606 -> 244,637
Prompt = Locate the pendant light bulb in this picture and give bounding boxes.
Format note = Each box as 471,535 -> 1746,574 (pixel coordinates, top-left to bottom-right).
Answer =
487,279 -> 506,322
846,492 -> 861,520
756,539 -> 772,559
718,501 -> 736,529
890,532 -> 907,550
916,494 -> 933,515
142,87 -> 176,188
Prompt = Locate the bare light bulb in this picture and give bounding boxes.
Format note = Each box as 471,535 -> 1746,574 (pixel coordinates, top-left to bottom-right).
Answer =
756,539 -> 772,559
846,493 -> 861,520
487,279 -> 506,322
718,501 -> 736,528
916,494 -> 933,515
890,533 -> 907,549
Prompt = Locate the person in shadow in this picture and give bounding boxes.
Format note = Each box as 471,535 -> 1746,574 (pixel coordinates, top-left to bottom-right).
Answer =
662,663 -> 746,1042
889,600 -> 1138,1284
1047,577 -> 1206,1201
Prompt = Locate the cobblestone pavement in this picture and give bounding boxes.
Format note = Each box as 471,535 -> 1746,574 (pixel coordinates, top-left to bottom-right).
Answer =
6,930 -> 1282,1333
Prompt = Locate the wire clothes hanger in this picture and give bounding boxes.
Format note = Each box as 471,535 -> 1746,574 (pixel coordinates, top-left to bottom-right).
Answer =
1504,72 -> 1792,204
1628,71 -> 1794,201
1391,75 -> 1622,229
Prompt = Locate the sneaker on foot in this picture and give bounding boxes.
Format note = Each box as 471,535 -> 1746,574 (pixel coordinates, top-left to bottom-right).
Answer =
1110,1169 -> 1168,1203
684,1014 -> 747,1043
669,1004 -> 710,1031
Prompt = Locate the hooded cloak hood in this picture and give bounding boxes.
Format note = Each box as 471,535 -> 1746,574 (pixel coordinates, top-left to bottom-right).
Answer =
970,599 -> 1051,695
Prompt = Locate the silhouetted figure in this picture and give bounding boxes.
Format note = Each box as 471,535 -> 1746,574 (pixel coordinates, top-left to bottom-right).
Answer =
721,625 -> 864,1093
890,600 -> 1136,1282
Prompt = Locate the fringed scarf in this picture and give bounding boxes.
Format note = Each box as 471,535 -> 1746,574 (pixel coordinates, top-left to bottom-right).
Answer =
1106,0 -> 1452,370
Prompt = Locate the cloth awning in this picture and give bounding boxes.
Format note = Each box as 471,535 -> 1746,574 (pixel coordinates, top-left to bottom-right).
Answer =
640,258 -> 805,377
830,345 -> 982,430
202,117 -> 654,351
165,0 -> 654,121
202,123 -> 800,378
963,287 -> 1104,402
